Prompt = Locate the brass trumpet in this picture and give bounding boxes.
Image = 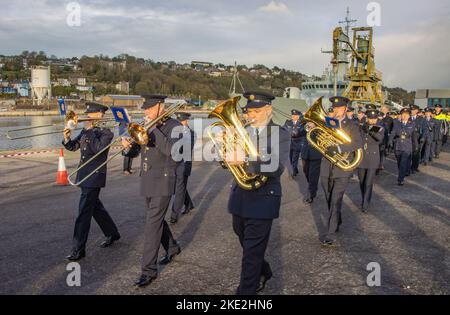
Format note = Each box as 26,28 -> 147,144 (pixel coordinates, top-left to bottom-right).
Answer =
6,110 -> 117,140
208,96 -> 268,190
67,101 -> 186,186
303,97 -> 363,171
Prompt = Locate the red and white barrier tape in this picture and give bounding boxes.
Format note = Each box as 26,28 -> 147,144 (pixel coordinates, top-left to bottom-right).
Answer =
0,146 -> 123,158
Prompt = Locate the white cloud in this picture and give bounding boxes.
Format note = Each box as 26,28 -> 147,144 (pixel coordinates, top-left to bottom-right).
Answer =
259,1 -> 289,14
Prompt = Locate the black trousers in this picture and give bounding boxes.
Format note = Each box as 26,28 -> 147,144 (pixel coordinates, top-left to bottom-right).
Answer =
433,139 -> 442,157
320,177 -> 350,241
171,175 -> 194,220
379,148 -> 386,169
73,187 -> 119,251
302,159 -> 321,199
422,138 -> 433,162
357,168 -> 376,211
232,215 -> 273,295
289,142 -> 302,174
411,144 -> 422,172
142,196 -> 178,277
123,156 -> 133,172
395,151 -> 412,182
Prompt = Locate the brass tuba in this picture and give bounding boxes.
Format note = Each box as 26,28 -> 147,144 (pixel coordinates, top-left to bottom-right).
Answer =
304,97 -> 363,171
208,96 -> 268,190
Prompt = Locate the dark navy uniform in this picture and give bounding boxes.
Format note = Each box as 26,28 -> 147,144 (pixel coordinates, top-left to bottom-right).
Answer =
63,102 -> 120,259
170,112 -> 195,223
410,105 -> 425,173
433,105 -> 447,158
380,114 -> 394,168
228,92 -> 290,295
389,108 -> 418,185
284,110 -> 306,176
421,109 -> 436,164
357,111 -> 384,212
124,95 -> 182,286
320,97 -> 363,245
301,138 -> 322,203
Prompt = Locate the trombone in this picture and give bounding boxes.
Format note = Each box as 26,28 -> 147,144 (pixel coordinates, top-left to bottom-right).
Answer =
6,110 -> 118,140
68,101 -> 186,186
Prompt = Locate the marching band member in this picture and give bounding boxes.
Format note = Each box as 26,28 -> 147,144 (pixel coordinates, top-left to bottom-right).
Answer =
284,109 -> 306,176
421,108 -> 436,165
389,108 -> 418,186
122,95 -> 182,288
170,112 -> 195,224
320,96 -> 362,247
224,91 -> 290,295
63,102 -> 120,261
357,109 -> 384,213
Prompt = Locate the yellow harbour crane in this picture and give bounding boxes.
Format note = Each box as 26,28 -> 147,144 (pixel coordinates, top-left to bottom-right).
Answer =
332,26 -> 384,106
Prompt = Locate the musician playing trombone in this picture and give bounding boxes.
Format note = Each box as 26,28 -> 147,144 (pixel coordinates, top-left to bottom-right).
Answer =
121,95 -> 182,288
63,102 -> 121,261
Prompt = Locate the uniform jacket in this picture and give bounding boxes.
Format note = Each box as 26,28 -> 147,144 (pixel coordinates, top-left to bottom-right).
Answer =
358,122 -> 384,169
63,127 -> 114,188
176,126 -> 195,177
389,120 -> 418,153
423,117 -> 436,142
124,118 -> 182,197
411,116 -> 425,143
301,140 -> 322,160
320,117 -> 363,179
283,119 -> 306,150
228,120 -> 290,220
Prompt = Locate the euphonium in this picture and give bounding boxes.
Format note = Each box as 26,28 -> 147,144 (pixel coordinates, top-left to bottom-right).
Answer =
303,97 -> 363,171
208,96 -> 268,190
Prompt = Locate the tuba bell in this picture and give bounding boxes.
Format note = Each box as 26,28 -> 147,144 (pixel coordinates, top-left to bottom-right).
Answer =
207,96 -> 268,190
304,97 -> 363,171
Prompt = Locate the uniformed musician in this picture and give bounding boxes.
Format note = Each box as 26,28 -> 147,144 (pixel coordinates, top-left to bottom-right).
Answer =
122,95 -> 182,288
421,108 -> 436,165
389,108 -> 418,186
170,112 -> 195,224
358,109 -> 384,213
433,104 -> 448,158
284,109 -> 306,176
301,130 -> 322,204
346,106 -> 358,124
225,91 -> 290,295
63,102 -> 121,261
410,104 -> 425,174
320,96 -> 363,247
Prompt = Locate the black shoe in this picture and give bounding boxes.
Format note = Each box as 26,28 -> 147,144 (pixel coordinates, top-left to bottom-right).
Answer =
415,169 -> 420,173
321,239 -> 335,247
303,197 -> 314,204
256,272 -> 273,293
182,207 -> 194,215
423,162 -> 427,166
398,181 -> 404,186
170,217 -> 178,224
159,245 -> 181,265
66,249 -> 86,261
100,234 -> 121,248
361,208 -> 368,214
134,274 -> 157,288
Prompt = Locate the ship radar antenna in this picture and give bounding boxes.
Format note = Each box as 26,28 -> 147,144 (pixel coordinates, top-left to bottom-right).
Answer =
339,7 -> 357,36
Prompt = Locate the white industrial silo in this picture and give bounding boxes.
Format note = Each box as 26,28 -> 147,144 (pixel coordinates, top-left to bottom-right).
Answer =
31,66 -> 52,105
284,87 -> 301,99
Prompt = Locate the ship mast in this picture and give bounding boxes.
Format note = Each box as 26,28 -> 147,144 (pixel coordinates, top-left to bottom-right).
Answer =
229,61 -> 245,96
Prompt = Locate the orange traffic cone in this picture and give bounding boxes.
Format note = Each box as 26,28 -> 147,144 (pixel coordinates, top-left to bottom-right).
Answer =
56,148 -> 69,186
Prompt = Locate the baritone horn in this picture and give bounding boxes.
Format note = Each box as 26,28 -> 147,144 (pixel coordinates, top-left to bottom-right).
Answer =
207,96 -> 268,191
303,97 -> 363,171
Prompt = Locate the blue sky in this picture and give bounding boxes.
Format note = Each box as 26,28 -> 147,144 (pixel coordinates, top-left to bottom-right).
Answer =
1,0 -> 449,91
